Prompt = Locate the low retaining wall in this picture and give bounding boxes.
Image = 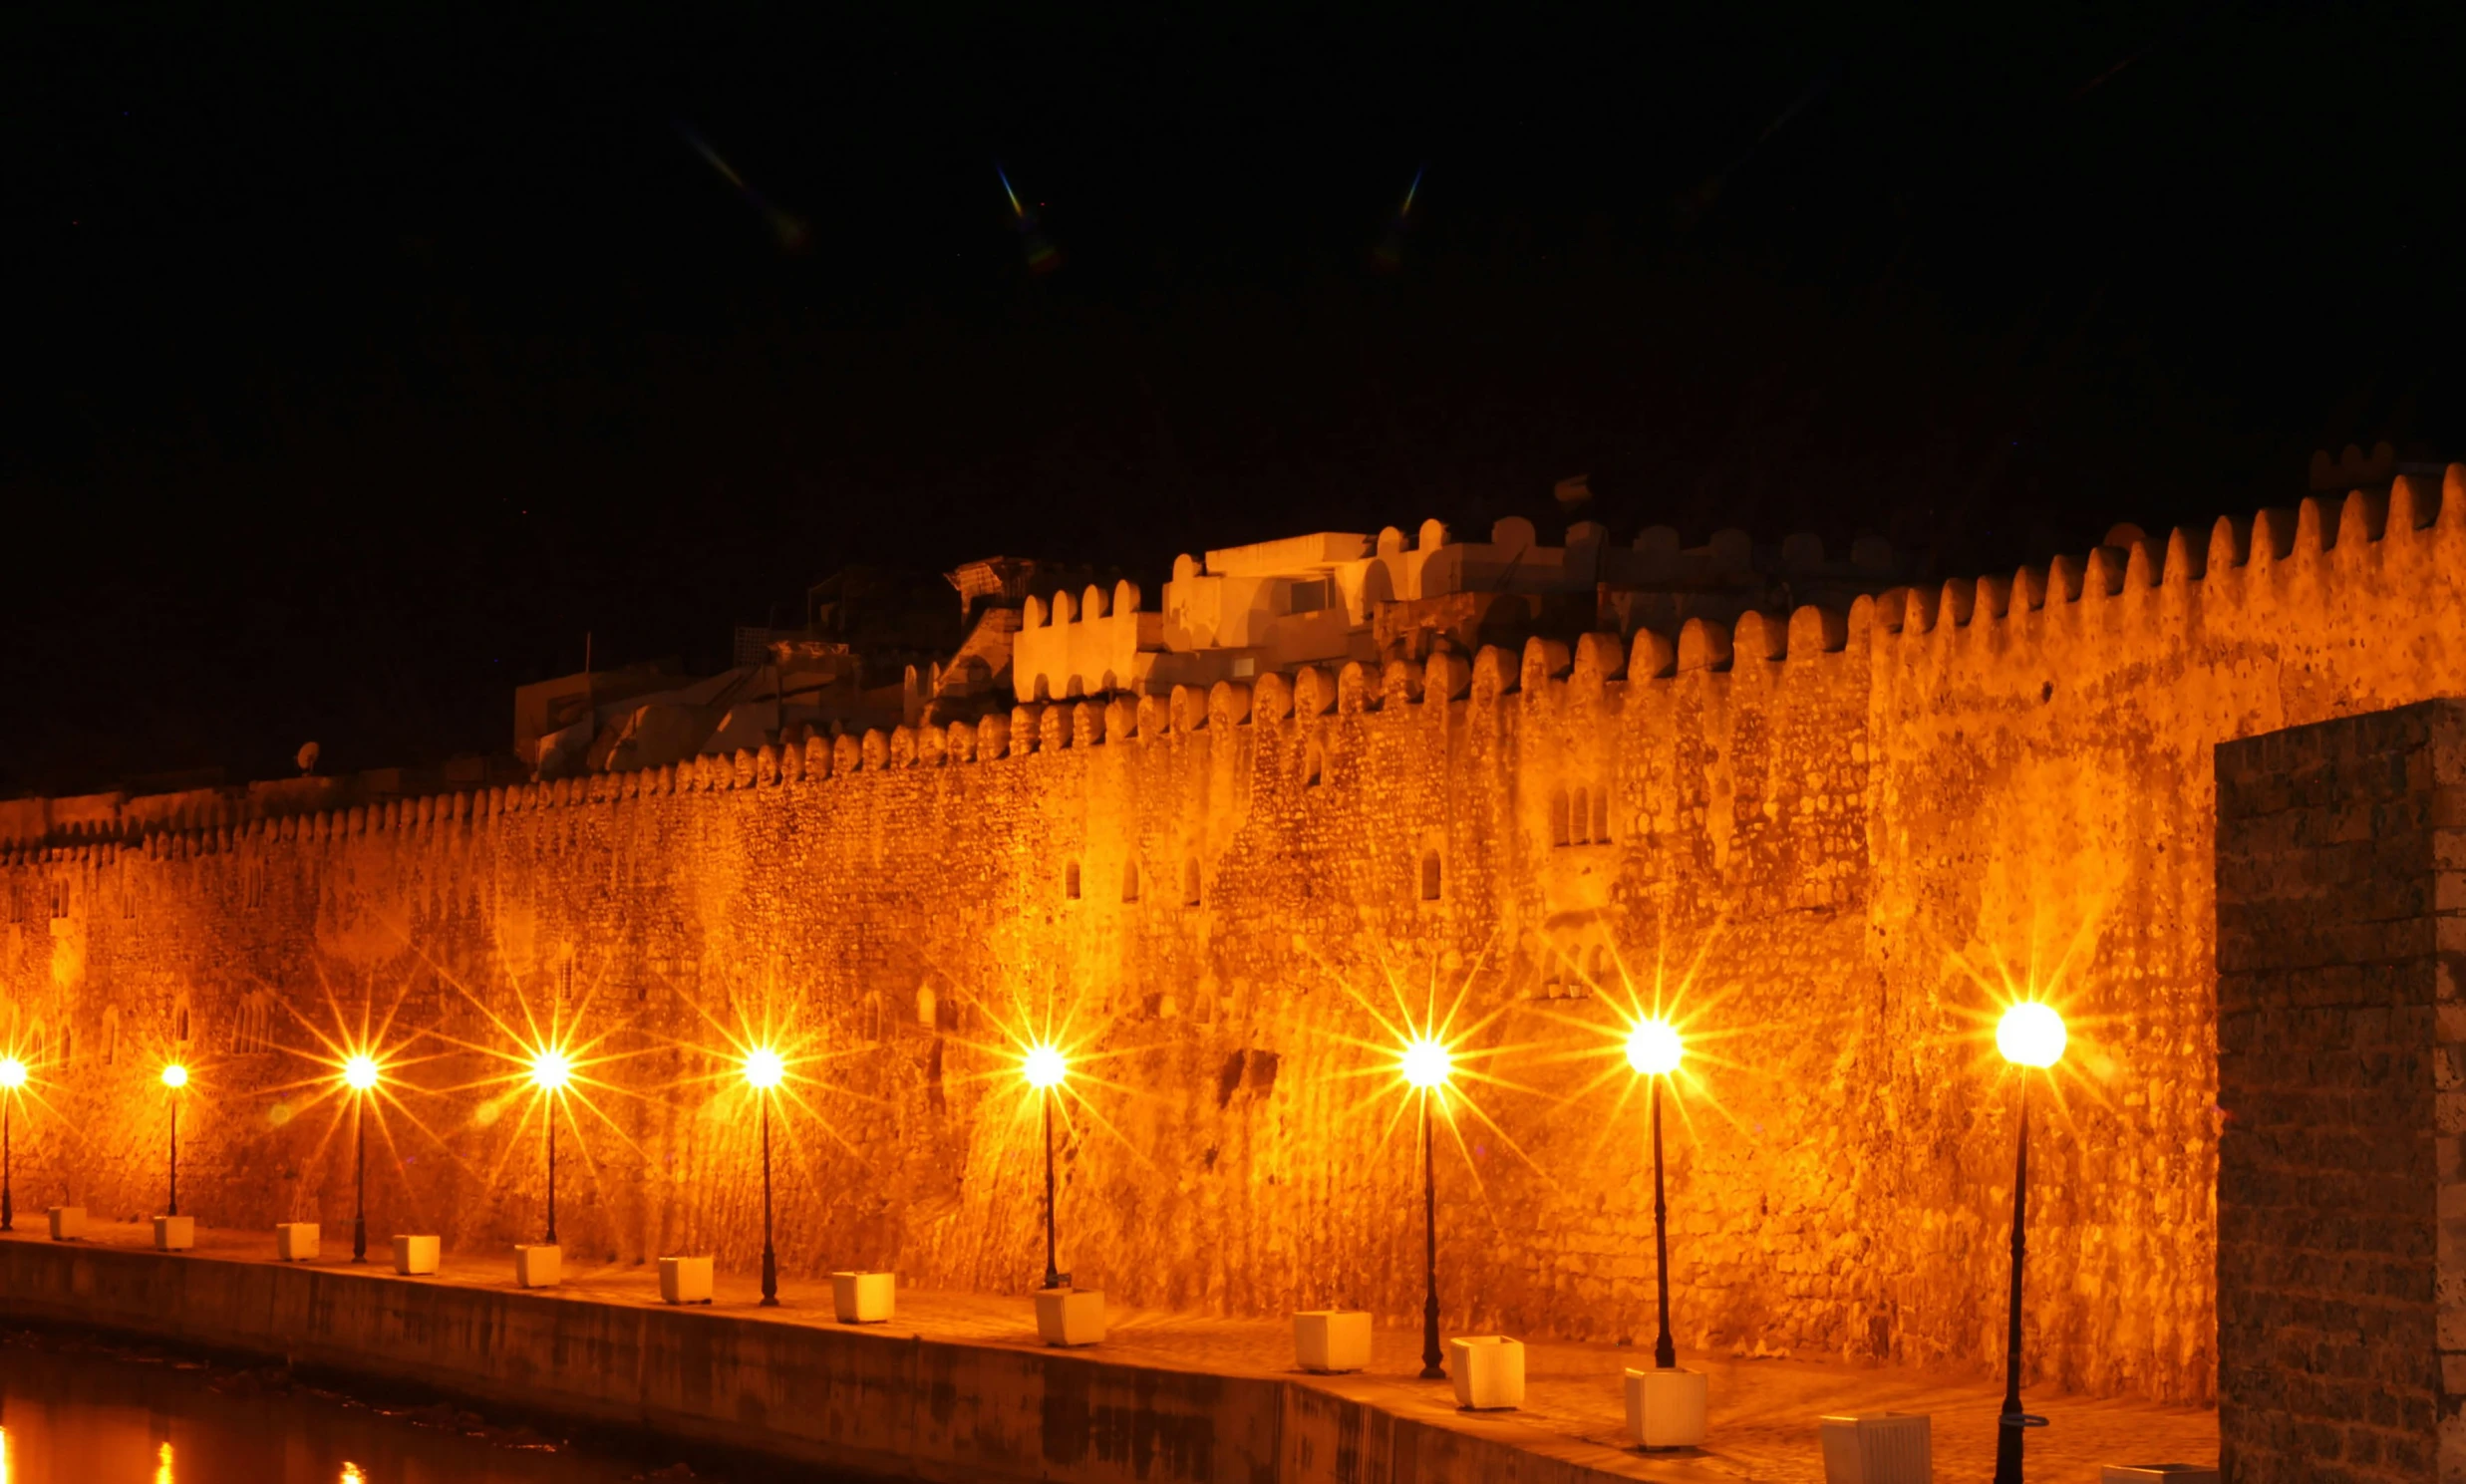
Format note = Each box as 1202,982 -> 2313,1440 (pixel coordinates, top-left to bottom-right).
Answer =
0,1240 -> 1624,1484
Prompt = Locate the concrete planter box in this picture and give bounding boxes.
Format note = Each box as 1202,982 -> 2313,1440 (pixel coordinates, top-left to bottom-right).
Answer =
1034,1287 -> 1105,1346
1448,1336 -> 1525,1410
832,1271 -> 896,1324
153,1216 -> 194,1252
45,1207 -> 83,1242
1292,1311 -> 1372,1373
513,1244 -> 561,1289
1624,1366 -> 1707,1449
275,1223 -> 320,1262
2101,1470 -> 2219,1483
1819,1413 -> 1932,1484
658,1256 -> 713,1305
391,1234 -> 440,1276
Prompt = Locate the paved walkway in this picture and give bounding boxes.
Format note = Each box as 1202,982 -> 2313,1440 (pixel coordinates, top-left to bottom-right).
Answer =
20,1220 -> 2217,1483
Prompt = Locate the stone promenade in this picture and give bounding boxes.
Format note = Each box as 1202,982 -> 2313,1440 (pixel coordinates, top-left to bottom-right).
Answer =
3,1219 -> 2217,1482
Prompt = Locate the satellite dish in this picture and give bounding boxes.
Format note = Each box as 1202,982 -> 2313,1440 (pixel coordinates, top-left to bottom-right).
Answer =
296,742 -> 321,774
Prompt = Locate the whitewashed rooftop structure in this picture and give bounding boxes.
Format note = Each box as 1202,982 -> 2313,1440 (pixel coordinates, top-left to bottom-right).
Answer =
1009,515 -> 1842,703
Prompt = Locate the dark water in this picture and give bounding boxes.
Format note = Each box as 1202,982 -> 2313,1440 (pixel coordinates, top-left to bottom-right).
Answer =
0,1329 -> 731,1484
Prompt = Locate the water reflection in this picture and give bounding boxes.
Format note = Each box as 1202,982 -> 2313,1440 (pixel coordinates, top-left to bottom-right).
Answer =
0,1333 -> 677,1484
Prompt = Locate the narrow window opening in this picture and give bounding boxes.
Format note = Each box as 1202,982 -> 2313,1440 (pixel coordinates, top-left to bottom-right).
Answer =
1066,860 -> 1081,900
1592,787 -> 1612,844
1182,857 -> 1203,906
1550,789 -> 1570,847
1122,860 -> 1141,903
1304,744 -> 1323,787
1419,850 -> 1442,901
1571,787 -> 1590,845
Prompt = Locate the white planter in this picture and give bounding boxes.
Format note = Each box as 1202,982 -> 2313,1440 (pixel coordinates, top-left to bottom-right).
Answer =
1034,1287 -> 1105,1346
46,1206 -> 84,1242
153,1215 -> 195,1252
392,1234 -> 441,1276
513,1244 -> 561,1288
1292,1311 -> 1372,1373
1447,1336 -> 1525,1410
832,1271 -> 896,1324
2100,1470 -> 2219,1483
658,1256 -> 713,1305
1624,1366 -> 1707,1449
275,1223 -> 321,1262
1819,1413 -> 1933,1484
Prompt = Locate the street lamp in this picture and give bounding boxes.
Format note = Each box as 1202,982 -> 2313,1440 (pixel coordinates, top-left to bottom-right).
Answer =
160,1063 -> 188,1217
1400,1035 -> 1452,1380
528,1047 -> 571,1245
1625,1017 -> 1685,1369
744,1046 -> 785,1306
1993,1001 -> 2066,1484
1023,1043 -> 1069,1289
343,1054 -> 380,1262
0,1055 -> 26,1233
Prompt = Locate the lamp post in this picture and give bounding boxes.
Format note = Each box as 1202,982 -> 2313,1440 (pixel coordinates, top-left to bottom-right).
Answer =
0,1056 -> 25,1233
1400,1036 -> 1452,1380
745,1046 -> 785,1306
1993,1001 -> 2066,1484
529,1048 -> 571,1245
344,1054 -> 380,1262
160,1063 -> 188,1217
1024,1043 -> 1069,1289
1625,1018 -> 1685,1368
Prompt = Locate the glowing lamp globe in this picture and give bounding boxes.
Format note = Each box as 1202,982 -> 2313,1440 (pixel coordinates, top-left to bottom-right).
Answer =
529,1048 -> 573,1092
744,1046 -> 786,1090
343,1054 -> 381,1091
1997,1002 -> 2067,1069
160,1063 -> 188,1090
1022,1044 -> 1068,1090
1400,1038 -> 1452,1090
0,1057 -> 26,1090
1626,1018 -> 1685,1076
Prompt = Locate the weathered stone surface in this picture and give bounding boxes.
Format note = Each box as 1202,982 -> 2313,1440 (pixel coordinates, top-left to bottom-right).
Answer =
5,472 -> 2466,1411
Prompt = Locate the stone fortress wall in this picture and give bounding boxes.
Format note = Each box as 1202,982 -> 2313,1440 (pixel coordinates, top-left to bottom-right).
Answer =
6,471 -> 2466,1410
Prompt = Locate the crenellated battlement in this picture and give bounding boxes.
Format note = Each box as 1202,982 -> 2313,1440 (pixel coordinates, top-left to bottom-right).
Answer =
9,475 -> 2466,1413
12,466 -> 2457,862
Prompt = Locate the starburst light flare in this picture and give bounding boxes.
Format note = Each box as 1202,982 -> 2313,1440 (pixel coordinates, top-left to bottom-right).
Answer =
1996,1002 -> 2066,1069
529,1047 -> 573,1092
743,1046 -> 785,1090
1399,1037 -> 1451,1089
343,1054 -> 381,1091
160,1062 -> 188,1089
0,1055 -> 23,1233
1625,1018 -> 1684,1077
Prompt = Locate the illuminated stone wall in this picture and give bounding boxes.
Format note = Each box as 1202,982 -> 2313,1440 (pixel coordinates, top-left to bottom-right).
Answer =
5,471 -> 2466,1408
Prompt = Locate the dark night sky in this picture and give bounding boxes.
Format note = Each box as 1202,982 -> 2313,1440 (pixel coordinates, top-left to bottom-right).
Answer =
4,3 -> 2460,795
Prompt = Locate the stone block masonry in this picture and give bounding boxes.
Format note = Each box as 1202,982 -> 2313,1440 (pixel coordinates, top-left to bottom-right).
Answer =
2216,702 -> 2466,1482
6,471 -> 2466,1415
